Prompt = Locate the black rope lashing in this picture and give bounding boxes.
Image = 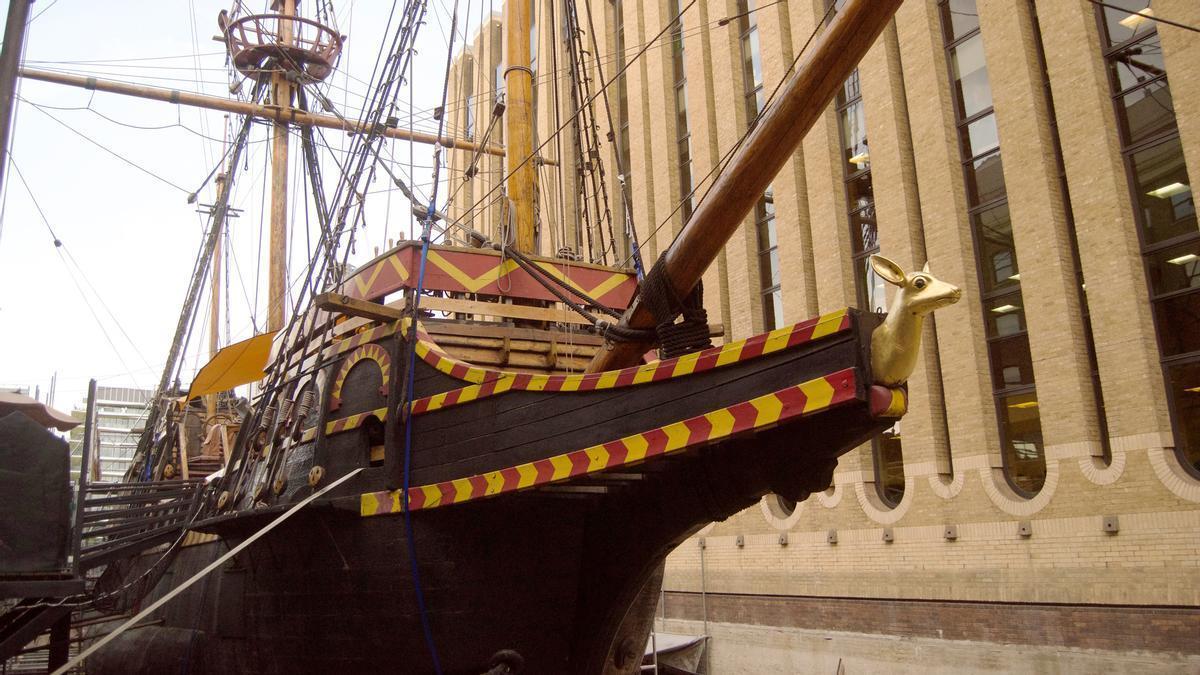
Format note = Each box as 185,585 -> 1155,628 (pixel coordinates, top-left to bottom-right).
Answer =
640,258 -> 712,359
499,244 -> 654,343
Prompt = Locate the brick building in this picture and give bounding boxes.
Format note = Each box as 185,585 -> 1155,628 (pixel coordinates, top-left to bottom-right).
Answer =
448,0 -> 1199,670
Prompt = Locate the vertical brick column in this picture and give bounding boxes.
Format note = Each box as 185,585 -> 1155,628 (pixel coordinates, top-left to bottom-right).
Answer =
795,0 -> 854,314
623,0 -> 659,262
975,0 -> 1102,454
860,22 -> 952,476
646,0 -> 681,260
683,0 -> 734,338
1036,0 -> 1171,443
761,0 -> 819,323
711,0 -> 763,339
895,0 -> 1000,460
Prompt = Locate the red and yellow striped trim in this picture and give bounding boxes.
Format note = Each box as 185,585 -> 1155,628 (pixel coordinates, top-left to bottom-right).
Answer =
325,406 -> 389,436
869,385 -> 908,418
360,367 -> 860,516
325,321 -> 400,359
342,243 -> 638,308
407,309 -> 852,415
329,343 -> 392,411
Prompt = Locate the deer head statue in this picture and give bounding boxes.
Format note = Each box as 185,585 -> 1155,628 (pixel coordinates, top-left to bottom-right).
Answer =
869,254 -> 961,387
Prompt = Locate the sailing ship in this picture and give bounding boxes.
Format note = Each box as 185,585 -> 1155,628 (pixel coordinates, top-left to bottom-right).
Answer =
0,0 -> 961,672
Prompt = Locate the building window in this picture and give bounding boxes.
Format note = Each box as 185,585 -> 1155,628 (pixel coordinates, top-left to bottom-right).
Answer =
738,0 -> 782,330
940,0 -> 1046,496
1095,1 -> 1199,476
670,0 -> 694,222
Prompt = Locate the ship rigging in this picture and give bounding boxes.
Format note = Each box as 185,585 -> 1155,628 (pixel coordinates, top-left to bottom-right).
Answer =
0,1 -> 958,672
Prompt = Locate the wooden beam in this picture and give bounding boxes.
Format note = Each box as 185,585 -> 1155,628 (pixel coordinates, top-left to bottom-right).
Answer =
586,0 -> 905,372
19,67 -> 505,157
315,292 -> 404,322
409,295 -> 595,326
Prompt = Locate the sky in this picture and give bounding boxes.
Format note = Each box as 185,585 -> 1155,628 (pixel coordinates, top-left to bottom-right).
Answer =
0,1 -> 499,413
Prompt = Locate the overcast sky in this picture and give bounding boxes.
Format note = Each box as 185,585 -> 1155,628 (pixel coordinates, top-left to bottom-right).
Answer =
0,1 -> 497,412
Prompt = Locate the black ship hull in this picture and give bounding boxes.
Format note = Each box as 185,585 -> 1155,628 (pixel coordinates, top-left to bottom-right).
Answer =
86,307 -> 899,673
90,404 -> 887,674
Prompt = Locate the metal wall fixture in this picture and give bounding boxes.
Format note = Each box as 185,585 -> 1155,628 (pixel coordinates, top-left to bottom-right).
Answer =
882,527 -> 894,543
1103,515 -> 1120,534
943,524 -> 958,541
778,532 -> 788,547
1018,521 -> 1032,538
735,534 -> 745,548
827,529 -> 838,545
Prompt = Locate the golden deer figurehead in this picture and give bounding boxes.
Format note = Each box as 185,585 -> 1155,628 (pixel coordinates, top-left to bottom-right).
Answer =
869,254 -> 962,387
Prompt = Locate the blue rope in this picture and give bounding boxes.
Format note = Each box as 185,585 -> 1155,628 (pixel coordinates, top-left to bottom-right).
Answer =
401,1 -> 458,669
401,206 -> 442,674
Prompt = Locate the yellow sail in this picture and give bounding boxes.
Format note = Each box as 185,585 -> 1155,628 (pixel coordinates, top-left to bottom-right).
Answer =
187,331 -> 278,400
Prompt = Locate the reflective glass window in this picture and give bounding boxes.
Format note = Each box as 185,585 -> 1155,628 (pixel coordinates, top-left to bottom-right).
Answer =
1131,139 -> 1196,245
1166,360 -> 1200,474
966,151 -> 1006,205
1116,78 -> 1176,146
949,34 -> 993,119
940,0 -> 980,42
999,391 -> 1046,495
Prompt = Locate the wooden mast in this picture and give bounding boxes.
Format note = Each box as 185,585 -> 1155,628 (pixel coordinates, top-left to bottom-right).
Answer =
504,0 -> 536,252
0,0 -> 33,203
206,168 -> 228,419
268,0 -> 297,333
587,0 -> 905,372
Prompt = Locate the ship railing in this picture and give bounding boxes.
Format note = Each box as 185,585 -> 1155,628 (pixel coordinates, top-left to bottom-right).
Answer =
76,480 -> 205,570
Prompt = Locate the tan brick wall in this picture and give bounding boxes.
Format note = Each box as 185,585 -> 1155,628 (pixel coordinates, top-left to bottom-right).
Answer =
451,1 -> 1200,658
978,0 -> 1103,452
860,21 -> 951,475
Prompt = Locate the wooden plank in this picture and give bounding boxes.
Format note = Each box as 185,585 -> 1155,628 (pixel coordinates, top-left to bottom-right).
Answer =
177,424 -> 190,481
431,334 -> 600,358
421,319 -> 605,345
315,292 -> 405,323
402,296 -> 596,326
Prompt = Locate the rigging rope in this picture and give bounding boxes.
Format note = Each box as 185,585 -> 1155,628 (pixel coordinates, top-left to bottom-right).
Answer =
622,0 -> 839,267
398,0 -> 458,669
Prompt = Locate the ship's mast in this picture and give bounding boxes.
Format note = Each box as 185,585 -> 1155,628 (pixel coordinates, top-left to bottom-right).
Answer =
504,0 -> 536,253
0,0 -> 33,212
206,168 -> 228,419
268,0 -> 297,332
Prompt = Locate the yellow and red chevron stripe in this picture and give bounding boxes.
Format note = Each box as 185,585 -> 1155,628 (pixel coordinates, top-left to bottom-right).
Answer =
341,243 -> 638,308
407,309 -> 851,415
360,367 -> 861,516
329,343 -> 392,411
325,321 -> 400,359
325,406 -> 390,436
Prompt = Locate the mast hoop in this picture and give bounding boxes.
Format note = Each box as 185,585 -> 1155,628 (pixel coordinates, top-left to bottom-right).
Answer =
502,65 -> 533,78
